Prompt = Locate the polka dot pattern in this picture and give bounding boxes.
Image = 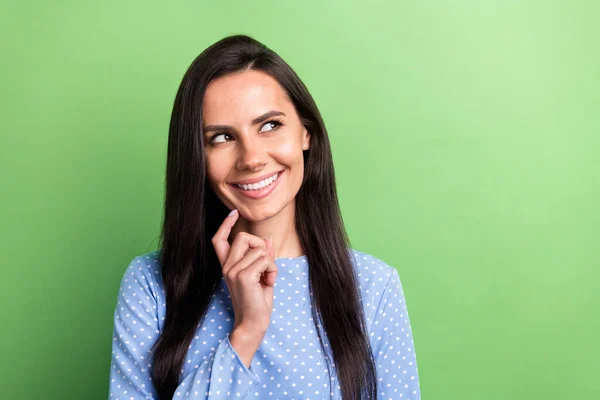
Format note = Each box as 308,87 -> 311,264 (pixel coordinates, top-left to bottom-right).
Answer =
109,249 -> 420,399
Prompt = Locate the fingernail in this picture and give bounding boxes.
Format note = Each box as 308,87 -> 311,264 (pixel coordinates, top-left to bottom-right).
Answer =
263,235 -> 271,240
228,209 -> 238,217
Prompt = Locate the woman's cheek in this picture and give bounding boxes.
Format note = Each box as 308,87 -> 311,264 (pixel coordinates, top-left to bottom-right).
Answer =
273,139 -> 299,158
205,158 -> 226,187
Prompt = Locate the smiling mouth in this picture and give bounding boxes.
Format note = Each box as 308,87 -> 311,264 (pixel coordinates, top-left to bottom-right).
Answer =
228,169 -> 284,200
230,170 -> 284,191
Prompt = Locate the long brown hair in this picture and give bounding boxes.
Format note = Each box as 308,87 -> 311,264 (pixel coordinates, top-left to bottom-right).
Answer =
150,34 -> 377,399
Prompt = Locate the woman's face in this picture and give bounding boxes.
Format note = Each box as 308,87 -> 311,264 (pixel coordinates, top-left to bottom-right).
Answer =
202,69 -> 311,222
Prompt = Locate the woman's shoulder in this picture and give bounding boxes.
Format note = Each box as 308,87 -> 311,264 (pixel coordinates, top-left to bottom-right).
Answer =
349,248 -> 399,282
348,248 -> 402,322
128,249 -> 162,273
118,249 -> 164,296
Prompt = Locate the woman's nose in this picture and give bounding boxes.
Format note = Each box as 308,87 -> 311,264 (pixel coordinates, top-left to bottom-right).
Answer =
235,139 -> 267,171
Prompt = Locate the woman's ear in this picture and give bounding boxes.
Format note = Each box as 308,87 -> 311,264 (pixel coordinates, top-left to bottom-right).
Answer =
302,127 -> 311,151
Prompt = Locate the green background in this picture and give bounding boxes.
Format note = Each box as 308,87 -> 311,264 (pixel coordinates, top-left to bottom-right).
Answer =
1,1 -> 598,399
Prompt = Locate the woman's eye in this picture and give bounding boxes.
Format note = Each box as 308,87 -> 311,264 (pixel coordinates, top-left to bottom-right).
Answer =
210,121 -> 281,145
210,133 -> 230,144
259,121 -> 281,133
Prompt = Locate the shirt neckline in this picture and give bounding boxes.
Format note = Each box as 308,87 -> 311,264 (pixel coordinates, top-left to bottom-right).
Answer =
275,255 -> 307,261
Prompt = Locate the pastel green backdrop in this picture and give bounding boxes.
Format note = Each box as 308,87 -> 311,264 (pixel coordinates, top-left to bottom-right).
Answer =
1,1 -> 598,399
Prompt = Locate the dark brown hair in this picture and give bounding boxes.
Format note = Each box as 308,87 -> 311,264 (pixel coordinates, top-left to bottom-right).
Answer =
150,34 -> 377,399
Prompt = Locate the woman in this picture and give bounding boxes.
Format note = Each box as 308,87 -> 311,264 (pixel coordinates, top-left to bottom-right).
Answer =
109,34 -> 420,400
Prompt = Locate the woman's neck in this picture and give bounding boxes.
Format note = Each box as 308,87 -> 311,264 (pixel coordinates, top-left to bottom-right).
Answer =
229,200 -> 305,259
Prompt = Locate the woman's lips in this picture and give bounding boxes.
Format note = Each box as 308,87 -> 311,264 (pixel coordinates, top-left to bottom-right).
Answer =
229,170 -> 284,200
231,169 -> 284,185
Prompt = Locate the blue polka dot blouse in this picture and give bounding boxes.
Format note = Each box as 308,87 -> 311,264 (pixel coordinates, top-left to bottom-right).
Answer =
108,249 -> 421,399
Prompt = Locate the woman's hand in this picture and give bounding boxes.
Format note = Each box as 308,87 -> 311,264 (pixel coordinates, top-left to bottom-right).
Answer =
212,209 -> 278,337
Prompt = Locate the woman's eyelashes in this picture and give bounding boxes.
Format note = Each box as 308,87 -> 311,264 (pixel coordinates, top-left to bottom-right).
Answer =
259,119 -> 283,133
208,132 -> 232,145
208,119 -> 284,145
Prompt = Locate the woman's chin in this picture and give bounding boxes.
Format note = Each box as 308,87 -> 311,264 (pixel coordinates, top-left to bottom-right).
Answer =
236,204 -> 282,223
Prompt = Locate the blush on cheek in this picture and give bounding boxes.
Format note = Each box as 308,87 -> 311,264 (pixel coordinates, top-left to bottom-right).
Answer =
274,141 -> 300,157
205,159 -> 228,186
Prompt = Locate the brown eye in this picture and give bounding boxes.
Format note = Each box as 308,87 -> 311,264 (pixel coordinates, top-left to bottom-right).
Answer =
259,120 -> 282,133
210,133 -> 231,144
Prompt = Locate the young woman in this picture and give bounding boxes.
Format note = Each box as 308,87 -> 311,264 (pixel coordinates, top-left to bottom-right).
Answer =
109,35 -> 420,400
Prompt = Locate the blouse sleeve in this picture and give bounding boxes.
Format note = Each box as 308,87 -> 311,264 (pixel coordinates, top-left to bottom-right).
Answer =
108,257 -> 261,399
369,267 -> 421,400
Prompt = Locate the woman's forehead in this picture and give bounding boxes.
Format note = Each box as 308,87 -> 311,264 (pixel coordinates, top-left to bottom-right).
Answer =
202,70 -> 293,123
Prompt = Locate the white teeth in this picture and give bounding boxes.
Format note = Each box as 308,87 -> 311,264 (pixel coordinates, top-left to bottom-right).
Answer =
236,173 -> 279,191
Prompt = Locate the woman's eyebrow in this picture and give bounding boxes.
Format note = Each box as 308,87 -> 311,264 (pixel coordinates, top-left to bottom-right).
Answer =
203,110 -> 286,133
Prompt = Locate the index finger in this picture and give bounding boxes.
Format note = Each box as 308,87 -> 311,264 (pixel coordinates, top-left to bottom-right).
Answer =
212,209 -> 240,265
